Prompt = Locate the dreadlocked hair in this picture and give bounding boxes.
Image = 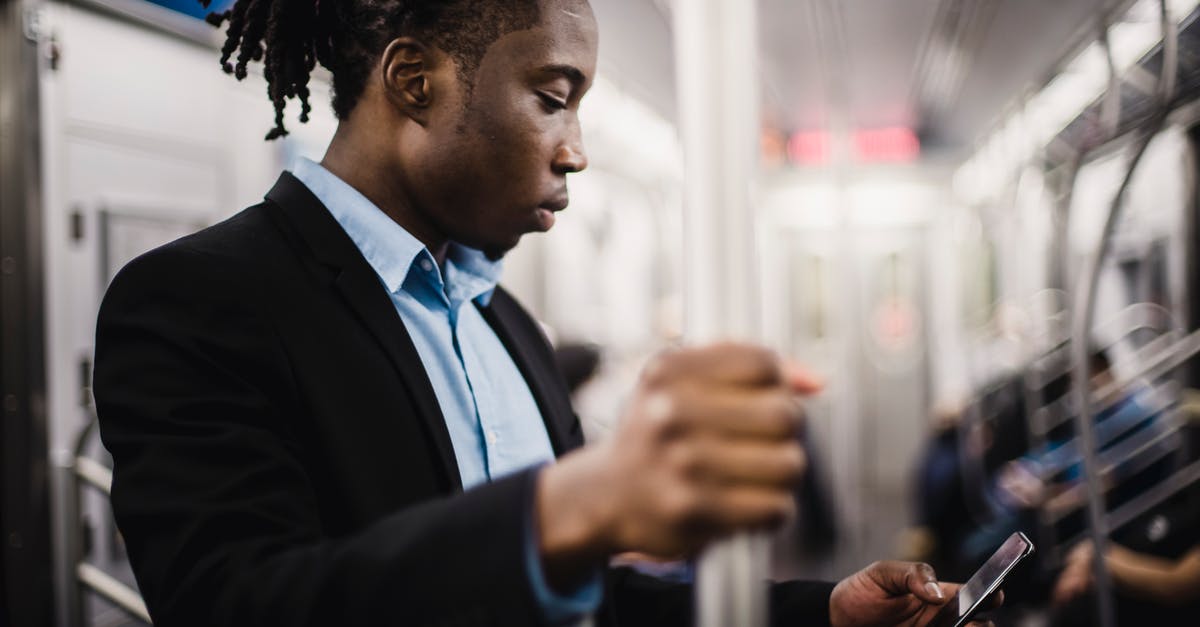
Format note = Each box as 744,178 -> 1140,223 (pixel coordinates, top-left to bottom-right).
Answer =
200,0 -> 542,141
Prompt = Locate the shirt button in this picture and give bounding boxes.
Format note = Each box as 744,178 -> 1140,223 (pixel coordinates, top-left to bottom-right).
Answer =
419,259 -> 434,272
486,430 -> 498,446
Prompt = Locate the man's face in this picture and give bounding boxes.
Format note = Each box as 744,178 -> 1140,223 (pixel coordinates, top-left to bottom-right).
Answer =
411,1 -> 598,259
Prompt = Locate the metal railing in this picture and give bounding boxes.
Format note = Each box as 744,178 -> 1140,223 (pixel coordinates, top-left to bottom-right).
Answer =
62,410 -> 151,626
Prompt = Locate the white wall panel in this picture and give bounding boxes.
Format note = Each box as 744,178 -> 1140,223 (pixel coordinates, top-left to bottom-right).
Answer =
58,6 -> 224,148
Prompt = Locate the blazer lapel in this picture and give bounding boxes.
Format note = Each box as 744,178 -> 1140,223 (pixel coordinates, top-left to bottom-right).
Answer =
479,289 -> 583,456
263,172 -> 464,491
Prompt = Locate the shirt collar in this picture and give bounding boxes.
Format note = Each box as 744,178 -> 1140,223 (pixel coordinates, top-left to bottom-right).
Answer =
290,158 -> 502,306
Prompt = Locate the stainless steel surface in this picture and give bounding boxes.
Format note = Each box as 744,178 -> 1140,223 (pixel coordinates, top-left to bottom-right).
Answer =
1,0 -> 51,624
1104,456 -> 1200,531
74,456 -> 113,496
1069,113 -> 1166,627
673,1 -> 770,625
76,563 -> 151,624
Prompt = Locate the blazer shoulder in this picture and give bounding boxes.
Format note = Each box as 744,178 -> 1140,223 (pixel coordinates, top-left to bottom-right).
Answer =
106,203 -> 287,295
154,203 -> 284,263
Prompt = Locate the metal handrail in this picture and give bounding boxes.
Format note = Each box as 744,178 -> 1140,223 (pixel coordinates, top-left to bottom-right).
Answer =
1026,304 -> 1178,390
1069,120 -> 1166,627
1068,0 -> 1179,616
1046,414 -> 1184,525
74,456 -> 113,496
66,406 -> 152,626
76,563 -> 151,623
1094,327 -> 1200,409
1029,384 -> 1179,478
1104,457 -> 1200,532
1056,456 -> 1200,554
1022,326 -> 1200,564
1033,368 -> 1177,437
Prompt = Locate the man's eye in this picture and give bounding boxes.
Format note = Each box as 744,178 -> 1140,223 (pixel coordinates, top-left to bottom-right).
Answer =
538,92 -> 568,111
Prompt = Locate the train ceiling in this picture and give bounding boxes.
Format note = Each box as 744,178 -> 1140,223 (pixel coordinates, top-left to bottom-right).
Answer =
591,0 -> 1137,160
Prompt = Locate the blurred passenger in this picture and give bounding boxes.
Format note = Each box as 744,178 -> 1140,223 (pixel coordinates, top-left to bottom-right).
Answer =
964,351 -> 1169,560
92,1 -> 994,626
1051,390 -> 1200,625
1050,495 -> 1200,625
903,399 -> 976,580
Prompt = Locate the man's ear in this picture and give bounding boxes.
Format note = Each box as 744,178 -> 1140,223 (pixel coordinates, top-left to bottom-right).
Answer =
380,37 -> 437,125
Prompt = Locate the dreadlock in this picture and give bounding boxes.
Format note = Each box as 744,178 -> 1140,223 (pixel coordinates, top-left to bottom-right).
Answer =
200,0 -> 542,140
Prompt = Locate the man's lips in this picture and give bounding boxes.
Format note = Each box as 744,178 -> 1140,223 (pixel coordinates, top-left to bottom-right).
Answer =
540,196 -> 570,212
534,193 -> 568,231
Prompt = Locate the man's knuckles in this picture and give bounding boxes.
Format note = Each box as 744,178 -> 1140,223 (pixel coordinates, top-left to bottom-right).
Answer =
719,489 -> 796,529
662,439 -> 705,481
639,343 -> 784,388
640,387 -> 801,438
712,343 -> 782,386
762,393 -> 804,437
782,445 -> 807,481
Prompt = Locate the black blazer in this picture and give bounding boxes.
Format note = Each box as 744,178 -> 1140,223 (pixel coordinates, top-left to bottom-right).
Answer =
94,172 -> 834,627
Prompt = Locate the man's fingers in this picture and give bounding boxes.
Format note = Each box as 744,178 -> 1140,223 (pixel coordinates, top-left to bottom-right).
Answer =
866,561 -> 946,602
909,563 -> 946,603
670,387 -> 804,440
937,582 -> 961,600
643,344 -> 783,388
704,486 -> 798,531
782,361 -> 825,395
643,345 -> 826,393
693,438 -> 807,488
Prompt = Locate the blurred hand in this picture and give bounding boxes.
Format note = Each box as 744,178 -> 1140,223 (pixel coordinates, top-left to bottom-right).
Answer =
1052,541 -> 1096,606
996,461 -> 1045,508
596,343 -> 822,556
535,343 -> 822,588
830,561 -> 1000,627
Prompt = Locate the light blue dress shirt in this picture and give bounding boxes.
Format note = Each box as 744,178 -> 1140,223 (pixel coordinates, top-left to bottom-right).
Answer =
292,158 -> 600,623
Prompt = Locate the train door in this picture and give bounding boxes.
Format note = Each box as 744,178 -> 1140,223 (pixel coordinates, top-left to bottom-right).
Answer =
852,224 -> 931,566
763,179 -> 935,576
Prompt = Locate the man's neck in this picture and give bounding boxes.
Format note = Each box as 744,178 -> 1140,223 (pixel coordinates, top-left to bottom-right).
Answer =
319,125 -> 451,265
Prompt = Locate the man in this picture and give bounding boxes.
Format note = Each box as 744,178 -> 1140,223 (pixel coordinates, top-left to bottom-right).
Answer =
94,0 -> 993,625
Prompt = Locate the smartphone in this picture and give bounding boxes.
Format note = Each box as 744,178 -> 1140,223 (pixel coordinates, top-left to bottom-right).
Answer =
928,532 -> 1035,627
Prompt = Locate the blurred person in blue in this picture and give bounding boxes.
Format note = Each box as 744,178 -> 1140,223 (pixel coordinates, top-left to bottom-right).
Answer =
963,349 -> 1173,565
92,1 -> 995,625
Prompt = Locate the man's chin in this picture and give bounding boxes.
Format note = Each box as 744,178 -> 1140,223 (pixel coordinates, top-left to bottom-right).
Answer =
481,235 -> 522,261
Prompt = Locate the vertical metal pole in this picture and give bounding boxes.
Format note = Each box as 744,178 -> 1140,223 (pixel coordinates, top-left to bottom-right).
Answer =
672,1 -> 769,626
1070,124 -> 1163,627
1067,303 -> 1118,627
1,0 -> 52,626
1070,5 -> 1174,626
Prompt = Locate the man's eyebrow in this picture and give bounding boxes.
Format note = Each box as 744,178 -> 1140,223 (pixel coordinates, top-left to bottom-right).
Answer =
539,64 -> 587,87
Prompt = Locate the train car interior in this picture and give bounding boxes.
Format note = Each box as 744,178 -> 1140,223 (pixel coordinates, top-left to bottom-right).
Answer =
3,0 -> 1200,625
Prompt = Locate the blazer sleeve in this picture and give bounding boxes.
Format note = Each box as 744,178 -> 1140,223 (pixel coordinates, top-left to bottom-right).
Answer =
94,245 -> 545,627
600,567 -> 836,627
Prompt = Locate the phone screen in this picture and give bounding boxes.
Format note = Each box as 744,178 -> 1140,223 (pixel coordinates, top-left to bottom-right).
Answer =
930,532 -> 1034,627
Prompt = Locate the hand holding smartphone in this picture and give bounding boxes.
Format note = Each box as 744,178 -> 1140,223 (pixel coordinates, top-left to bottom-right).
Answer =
928,532 -> 1035,627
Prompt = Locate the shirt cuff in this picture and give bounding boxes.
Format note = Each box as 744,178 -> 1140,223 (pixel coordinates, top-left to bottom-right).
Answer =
523,467 -> 603,625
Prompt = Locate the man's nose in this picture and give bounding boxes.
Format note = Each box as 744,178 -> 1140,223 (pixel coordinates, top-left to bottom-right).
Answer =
554,123 -> 589,174
554,144 -> 589,174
